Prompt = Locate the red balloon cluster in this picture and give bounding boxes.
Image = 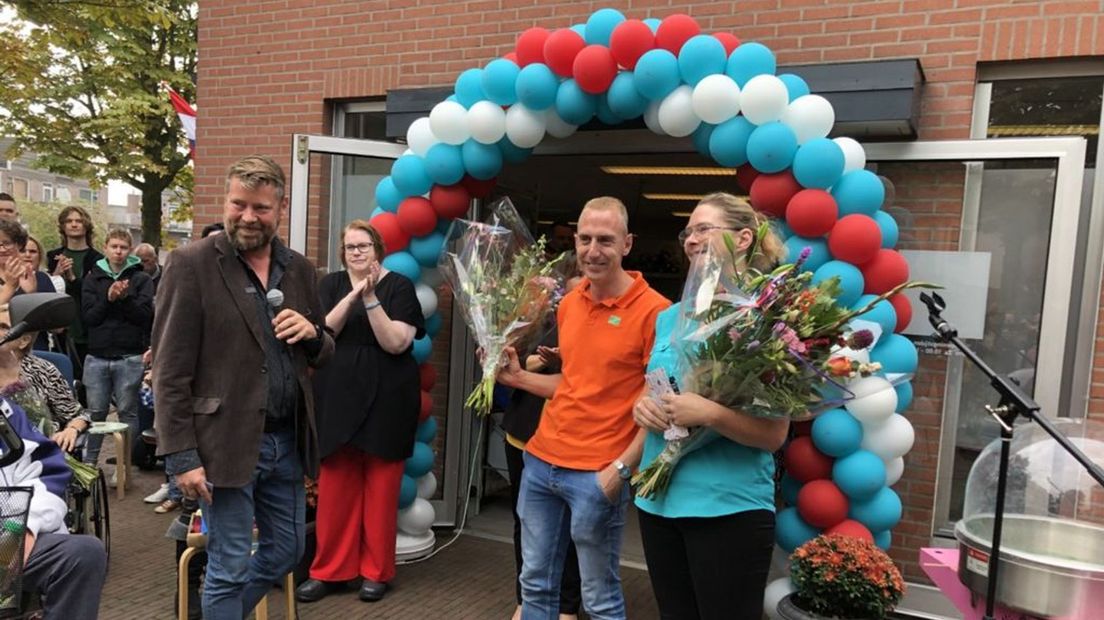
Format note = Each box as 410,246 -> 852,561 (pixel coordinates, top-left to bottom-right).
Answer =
786,190 -> 838,237
370,212 -> 410,255
419,390 -> 433,422
516,27 -> 550,66
544,29 -> 586,77
890,292 -> 912,332
861,249 -> 910,294
714,32 -> 741,55
430,183 -> 471,219
574,45 -> 618,94
783,437 -> 833,483
829,214 -> 881,265
797,479 -> 849,528
419,363 -> 438,391
655,13 -> 700,54
826,519 -> 874,542
398,197 -> 438,237
609,19 -> 655,69
750,171 -> 802,218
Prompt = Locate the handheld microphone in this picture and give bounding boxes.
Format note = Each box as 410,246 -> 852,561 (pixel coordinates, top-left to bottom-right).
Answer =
265,288 -> 284,310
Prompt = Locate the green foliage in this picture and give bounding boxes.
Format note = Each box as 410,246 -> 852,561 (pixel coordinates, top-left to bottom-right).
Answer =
0,0 -> 197,248
19,199 -> 111,252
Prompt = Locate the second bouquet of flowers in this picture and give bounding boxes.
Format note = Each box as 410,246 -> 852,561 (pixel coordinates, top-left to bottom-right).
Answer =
438,197 -> 565,416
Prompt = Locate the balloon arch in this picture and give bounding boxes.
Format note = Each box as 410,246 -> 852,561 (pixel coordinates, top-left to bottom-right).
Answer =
378,9 -> 921,569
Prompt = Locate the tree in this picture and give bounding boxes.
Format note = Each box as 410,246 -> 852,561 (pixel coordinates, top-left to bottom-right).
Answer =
0,0 -> 196,248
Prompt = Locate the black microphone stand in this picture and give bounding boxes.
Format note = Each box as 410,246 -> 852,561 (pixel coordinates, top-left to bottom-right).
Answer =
920,292 -> 1104,620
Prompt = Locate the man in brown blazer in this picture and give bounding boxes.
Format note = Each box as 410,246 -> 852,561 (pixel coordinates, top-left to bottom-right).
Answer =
152,155 -> 333,620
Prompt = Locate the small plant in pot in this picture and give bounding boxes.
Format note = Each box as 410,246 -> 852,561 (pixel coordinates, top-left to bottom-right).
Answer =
778,534 -> 905,620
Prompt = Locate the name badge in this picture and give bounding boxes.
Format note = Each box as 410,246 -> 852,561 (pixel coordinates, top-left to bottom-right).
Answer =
608,315 -> 621,326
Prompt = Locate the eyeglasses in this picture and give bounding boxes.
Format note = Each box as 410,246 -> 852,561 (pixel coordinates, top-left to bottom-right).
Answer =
0,241 -> 15,251
343,242 -> 374,254
677,224 -> 739,244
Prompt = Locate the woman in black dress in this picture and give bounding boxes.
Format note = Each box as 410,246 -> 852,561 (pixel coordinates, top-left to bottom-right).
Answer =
296,219 -> 425,603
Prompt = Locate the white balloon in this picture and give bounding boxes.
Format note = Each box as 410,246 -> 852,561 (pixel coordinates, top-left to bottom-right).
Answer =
844,376 -> 897,426
544,109 -> 578,139
862,414 -> 915,460
420,267 -> 445,288
884,456 -> 905,486
403,149 -> 414,156
658,85 -> 701,137
691,74 -> 741,124
781,94 -> 836,144
643,100 -> 666,135
739,74 -> 790,125
467,101 -> 507,145
416,471 -> 438,499
504,104 -> 546,148
406,117 -> 438,157
429,100 -> 470,145
763,577 -> 796,620
397,497 -> 435,535
415,282 -> 438,318
833,136 -> 866,172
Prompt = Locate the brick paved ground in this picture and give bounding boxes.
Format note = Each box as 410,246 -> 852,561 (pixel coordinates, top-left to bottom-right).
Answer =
98,465 -> 660,620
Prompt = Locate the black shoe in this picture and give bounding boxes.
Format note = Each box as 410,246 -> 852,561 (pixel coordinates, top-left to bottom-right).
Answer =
295,579 -> 342,603
358,579 -> 387,602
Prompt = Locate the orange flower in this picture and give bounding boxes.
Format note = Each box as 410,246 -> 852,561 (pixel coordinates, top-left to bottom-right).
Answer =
826,356 -> 853,377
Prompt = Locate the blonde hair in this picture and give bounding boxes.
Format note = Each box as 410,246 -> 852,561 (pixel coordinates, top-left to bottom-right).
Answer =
339,219 -> 385,268
697,192 -> 785,272
25,236 -> 46,269
104,228 -> 133,247
580,196 -> 629,234
226,155 -> 287,202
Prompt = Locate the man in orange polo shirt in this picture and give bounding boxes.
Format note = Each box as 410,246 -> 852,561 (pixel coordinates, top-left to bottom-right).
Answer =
498,197 -> 669,620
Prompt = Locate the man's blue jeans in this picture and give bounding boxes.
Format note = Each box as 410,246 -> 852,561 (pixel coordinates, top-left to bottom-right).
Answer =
82,354 -> 143,465
518,452 -> 629,620
200,429 -> 305,620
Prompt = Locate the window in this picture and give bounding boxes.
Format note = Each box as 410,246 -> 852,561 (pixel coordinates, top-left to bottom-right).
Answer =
42,182 -> 54,202
79,188 -> 98,203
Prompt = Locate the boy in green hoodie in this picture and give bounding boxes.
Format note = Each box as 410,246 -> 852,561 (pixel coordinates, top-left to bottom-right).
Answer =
80,228 -> 154,477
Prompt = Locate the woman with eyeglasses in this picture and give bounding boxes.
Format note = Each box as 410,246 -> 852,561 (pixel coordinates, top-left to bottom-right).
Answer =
0,220 -> 42,307
632,193 -> 790,619
296,219 -> 425,605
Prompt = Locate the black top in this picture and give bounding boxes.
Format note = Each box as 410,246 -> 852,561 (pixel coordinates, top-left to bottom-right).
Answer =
81,262 -> 154,358
501,328 -> 559,443
313,270 -> 426,461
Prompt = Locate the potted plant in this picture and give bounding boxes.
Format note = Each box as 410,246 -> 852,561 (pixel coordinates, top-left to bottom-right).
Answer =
778,534 -> 906,620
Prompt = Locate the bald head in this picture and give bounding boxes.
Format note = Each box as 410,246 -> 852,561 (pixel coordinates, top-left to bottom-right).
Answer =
134,243 -> 158,274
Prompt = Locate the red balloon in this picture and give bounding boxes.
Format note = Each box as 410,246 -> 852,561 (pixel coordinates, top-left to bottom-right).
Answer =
736,163 -> 760,192
784,436 -> 834,483
609,19 -> 655,69
829,214 -> 882,265
861,249 -> 910,294
430,183 -> 471,219
460,174 -> 497,199
786,190 -> 838,238
655,13 -> 700,55
543,28 -> 586,77
749,171 -> 802,218
419,363 -> 438,391
714,32 -> 741,55
397,196 -> 438,237
573,45 -> 618,94
826,519 -> 874,542
504,52 -> 518,63
797,479 -> 850,528
889,292 -> 913,332
419,390 -> 433,422
370,212 -> 410,255
516,27 -> 550,66
792,420 -> 813,437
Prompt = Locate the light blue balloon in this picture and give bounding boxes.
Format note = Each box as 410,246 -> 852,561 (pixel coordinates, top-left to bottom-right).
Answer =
726,42 -> 777,87
793,138 -> 845,189
555,79 -> 598,125
633,49 -> 680,100
874,210 -> 899,248
404,442 -> 434,478
369,206 -> 384,220
774,219 -> 794,240
776,507 -> 820,553
409,231 -> 446,267
780,474 -> 802,506
412,334 -> 432,365
873,529 -> 892,551
812,408 -> 864,458
454,68 -> 486,108
691,122 -> 715,157
871,333 -> 918,375
391,155 -> 433,197
708,115 -> 754,167
482,58 -> 520,106
585,8 -> 625,46
643,17 -> 661,33
746,122 -> 798,174
831,170 -> 886,216
497,137 -> 533,164
425,312 -> 443,338
424,143 -> 465,186
894,381 -> 913,413
813,260 -> 864,308
515,63 -> 559,110
851,294 -> 897,339
399,474 -> 417,508
570,23 -> 587,38
832,450 -> 887,500
678,34 -> 727,86
595,95 -> 622,126
849,487 -> 902,532
375,176 -> 403,213
382,251 -> 421,283
461,140 -> 502,180
416,416 -> 438,444
607,72 -> 649,120
784,236 -> 830,272
778,73 -> 810,101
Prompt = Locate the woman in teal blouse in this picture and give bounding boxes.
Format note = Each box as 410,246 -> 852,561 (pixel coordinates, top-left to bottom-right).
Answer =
632,192 -> 790,619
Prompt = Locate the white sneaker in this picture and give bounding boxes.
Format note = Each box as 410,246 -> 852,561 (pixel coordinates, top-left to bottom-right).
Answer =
144,483 -> 170,504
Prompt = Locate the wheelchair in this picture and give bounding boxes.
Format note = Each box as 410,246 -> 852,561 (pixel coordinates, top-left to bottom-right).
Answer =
64,470 -> 111,562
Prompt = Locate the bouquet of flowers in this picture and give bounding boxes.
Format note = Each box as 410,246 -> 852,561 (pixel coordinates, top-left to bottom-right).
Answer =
439,197 -> 565,416
788,534 -> 905,619
633,225 -> 932,499
1,381 -> 100,489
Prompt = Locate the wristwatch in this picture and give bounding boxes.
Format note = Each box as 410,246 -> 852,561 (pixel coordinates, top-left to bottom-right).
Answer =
612,459 -> 632,481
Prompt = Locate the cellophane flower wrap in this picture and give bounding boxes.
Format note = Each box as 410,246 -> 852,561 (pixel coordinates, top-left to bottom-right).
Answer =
439,197 -> 565,416
633,225 -> 931,499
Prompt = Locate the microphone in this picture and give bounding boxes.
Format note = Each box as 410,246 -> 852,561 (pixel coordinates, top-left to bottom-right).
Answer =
265,288 -> 284,311
0,322 -> 31,347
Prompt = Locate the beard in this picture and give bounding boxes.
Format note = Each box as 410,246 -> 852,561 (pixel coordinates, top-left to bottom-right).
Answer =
226,218 -> 276,252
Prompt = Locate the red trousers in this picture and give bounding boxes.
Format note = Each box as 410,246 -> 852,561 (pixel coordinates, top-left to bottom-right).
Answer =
310,445 -> 405,582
